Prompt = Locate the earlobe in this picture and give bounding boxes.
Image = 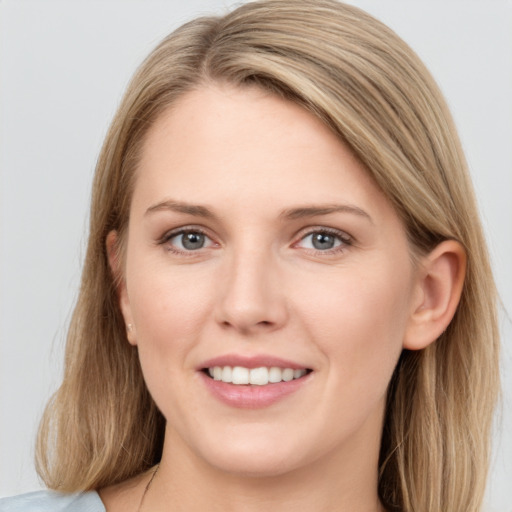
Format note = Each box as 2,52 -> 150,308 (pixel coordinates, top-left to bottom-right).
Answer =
403,240 -> 466,350
106,231 -> 137,346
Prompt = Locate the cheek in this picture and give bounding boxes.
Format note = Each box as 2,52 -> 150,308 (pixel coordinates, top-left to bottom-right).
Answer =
127,260 -> 215,342
125,267 -> 216,420
295,264 -> 412,391
124,259 -> 218,398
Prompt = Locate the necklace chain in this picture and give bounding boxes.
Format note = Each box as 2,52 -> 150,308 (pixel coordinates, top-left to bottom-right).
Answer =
134,463 -> 384,511
137,464 -> 160,512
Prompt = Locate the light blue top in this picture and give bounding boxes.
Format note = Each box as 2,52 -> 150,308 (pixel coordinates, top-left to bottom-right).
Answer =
0,491 -> 105,512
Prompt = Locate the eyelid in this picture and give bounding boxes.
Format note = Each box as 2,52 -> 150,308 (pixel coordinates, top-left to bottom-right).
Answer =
292,226 -> 354,252
156,224 -> 353,255
158,225 -> 208,243
295,225 -> 353,241
157,225 -> 219,253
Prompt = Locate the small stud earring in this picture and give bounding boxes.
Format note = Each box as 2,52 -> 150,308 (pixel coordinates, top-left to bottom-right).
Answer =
127,323 -> 133,332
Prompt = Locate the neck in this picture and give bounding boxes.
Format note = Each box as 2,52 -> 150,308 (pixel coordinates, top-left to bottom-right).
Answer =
144,424 -> 384,512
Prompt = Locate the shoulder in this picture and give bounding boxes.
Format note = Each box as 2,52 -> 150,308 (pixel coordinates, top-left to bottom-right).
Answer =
0,490 -> 105,512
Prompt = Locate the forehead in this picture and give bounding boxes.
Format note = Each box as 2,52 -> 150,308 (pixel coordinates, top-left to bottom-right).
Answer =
132,84 -> 397,225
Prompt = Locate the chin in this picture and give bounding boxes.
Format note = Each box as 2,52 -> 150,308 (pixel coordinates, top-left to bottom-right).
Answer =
207,449 -> 304,479
188,426 -> 319,479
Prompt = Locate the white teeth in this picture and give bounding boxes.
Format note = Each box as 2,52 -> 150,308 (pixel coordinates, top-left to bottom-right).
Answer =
221,366 -> 232,382
282,368 -> 294,382
249,367 -> 268,386
268,366 -> 282,383
232,366 -> 249,384
207,366 -> 308,385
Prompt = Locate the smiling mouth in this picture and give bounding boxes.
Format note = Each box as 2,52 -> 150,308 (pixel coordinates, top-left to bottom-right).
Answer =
202,366 -> 312,386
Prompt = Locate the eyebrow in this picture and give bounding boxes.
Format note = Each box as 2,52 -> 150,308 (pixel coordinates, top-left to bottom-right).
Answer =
145,199 -> 373,224
145,199 -> 216,219
280,204 -> 373,223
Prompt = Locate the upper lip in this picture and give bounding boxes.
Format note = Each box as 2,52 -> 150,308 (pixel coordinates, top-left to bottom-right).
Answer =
199,354 -> 310,370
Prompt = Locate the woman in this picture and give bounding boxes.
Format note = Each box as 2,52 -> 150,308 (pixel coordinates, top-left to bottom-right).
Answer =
0,0 -> 500,511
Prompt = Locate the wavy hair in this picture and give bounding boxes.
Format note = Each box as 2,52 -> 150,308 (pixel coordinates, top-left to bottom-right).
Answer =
36,1 -> 500,510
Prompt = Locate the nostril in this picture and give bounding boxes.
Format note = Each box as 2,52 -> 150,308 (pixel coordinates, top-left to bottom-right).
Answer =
220,319 -> 274,330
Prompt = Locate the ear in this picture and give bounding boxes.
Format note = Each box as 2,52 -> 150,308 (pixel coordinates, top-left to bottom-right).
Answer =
106,230 -> 137,346
403,240 -> 466,350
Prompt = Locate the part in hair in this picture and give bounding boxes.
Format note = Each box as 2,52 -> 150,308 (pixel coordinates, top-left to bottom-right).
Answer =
36,2 -> 500,511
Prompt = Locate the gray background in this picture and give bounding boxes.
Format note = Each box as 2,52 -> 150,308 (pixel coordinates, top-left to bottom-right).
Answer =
1,1 -> 511,510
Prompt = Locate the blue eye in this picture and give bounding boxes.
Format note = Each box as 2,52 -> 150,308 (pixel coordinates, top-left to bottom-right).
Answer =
297,230 -> 349,251
166,230 -> 213,251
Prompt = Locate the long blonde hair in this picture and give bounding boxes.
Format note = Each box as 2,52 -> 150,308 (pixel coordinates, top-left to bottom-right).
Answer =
36,1 -> 500,510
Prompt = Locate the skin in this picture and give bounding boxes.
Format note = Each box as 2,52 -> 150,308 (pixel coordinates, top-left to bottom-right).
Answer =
102,84 -> 466,512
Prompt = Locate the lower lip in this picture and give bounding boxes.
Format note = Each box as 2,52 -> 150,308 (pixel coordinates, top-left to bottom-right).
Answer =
199,371 -> 311,409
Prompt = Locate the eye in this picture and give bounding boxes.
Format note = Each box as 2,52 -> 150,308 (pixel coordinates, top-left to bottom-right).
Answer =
162,229 -> 215,252
296,229 -> 351,252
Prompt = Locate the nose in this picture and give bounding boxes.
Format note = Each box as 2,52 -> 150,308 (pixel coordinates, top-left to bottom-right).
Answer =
214,247 -> 289,335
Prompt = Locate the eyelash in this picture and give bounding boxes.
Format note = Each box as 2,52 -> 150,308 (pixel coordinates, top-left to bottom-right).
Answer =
157,226 -> 215,256
293,227 -> 353,255
157,226 -> 353,256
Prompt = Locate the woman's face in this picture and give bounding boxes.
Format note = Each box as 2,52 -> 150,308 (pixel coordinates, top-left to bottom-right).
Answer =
118,84 -> 421,477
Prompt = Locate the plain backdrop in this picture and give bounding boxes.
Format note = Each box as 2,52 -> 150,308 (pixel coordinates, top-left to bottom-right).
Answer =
0,1 -> 511,510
